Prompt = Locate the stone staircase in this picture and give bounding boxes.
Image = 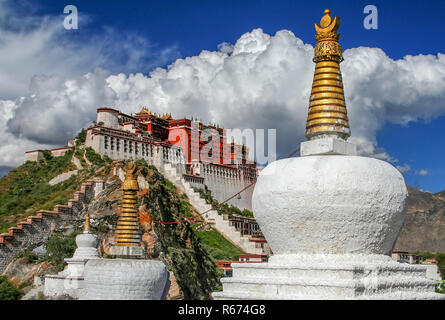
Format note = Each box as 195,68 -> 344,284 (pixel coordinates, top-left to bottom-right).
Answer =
159,163 -> 264,255
0,180 -> 104,274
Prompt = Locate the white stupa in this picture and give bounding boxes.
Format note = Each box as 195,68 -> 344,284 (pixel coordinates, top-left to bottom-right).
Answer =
44,212 -> 100,299
83,160 -> 170,300
213,9 -> 444,300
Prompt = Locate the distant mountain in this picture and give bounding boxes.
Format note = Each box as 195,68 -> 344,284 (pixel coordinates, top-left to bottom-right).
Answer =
395,185 -> 445,253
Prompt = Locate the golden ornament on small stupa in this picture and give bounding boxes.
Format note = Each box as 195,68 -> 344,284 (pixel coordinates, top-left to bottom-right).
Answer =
84,211 -> 91,232
305,9 -> 350,141
114,159 -> 142,246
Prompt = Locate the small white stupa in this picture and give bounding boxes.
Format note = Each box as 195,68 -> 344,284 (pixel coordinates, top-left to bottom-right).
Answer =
44,212 -> 100,299
83,160 -> 170,300
213,9 -> 444,300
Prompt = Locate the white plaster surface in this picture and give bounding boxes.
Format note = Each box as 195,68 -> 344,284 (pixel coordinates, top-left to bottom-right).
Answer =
252,156 -> 408,255
48,170 -> 78,186
44,274 -> 86,299
300,137 -> 357,156
73,232 -> 101,259
84,259 -> 170,300
212,254 -> 444,300
44,232 -> 100,299
422,264 -> 442,281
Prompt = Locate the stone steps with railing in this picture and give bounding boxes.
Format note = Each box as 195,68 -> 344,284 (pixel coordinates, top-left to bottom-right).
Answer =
159,163 -> 264,255
0,180 -> 104,274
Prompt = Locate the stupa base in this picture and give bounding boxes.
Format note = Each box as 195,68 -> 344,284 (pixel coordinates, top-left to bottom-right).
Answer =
109,245 -> 145,259
84,259 -> 170,300
212,254 -> 444,300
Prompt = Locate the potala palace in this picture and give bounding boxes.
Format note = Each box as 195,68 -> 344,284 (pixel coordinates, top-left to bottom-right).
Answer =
26,107 -> 258,211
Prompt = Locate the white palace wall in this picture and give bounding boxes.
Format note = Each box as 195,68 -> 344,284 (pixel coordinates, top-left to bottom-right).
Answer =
85,112 -> 256,211
198,163 -> 254,211
85,129 -> 186,175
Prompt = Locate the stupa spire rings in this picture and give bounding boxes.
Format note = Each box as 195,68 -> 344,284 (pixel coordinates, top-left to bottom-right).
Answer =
305,9 -> 350,141
115,159 -> 142,247
84,211 -> 91,233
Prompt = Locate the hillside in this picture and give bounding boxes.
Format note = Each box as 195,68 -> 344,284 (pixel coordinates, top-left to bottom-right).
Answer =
395,185 -> 445,253
0,148 -> 111,233
0,147 -> 247,299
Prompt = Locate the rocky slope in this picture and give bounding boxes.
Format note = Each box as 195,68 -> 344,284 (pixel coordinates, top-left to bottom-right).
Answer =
0,153 -> 232,299
395,185 -> 445,253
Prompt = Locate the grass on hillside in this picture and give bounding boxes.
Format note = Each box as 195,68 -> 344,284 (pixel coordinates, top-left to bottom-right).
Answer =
0,151 -> 83,233
193,226 -> 245,261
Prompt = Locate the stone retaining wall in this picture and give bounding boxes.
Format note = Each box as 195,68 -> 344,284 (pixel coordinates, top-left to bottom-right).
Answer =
0,180 -> 104,274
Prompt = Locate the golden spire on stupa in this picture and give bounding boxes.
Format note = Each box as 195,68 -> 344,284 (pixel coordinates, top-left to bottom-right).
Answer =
305,9 -> 350,141
84,211 -> 91,233
114,159 -> 142,246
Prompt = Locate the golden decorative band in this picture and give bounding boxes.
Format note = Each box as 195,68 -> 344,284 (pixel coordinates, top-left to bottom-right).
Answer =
310,92 -> 345,100
307,118 -> 349,127
309,98 -> 345,107
312,79 -> 343,88
308,106 -> 347,115
307,112 -> 347,121
314,67 -> 341,74
306,124 -> 351,134
313,73 -> 342,81
310,86 -> 344,94
315,61 -> 339,68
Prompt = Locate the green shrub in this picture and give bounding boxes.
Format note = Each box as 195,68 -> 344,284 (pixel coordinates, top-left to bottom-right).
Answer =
18,279 -> 32,290
42,150 -> 52,161
135,158 -> 149,176
143,168 -> 221,299
76,128 -> 87,145
14,248 -> 38,264
85,147 -> 105,166
45,231 -> 80,271
0,276 -> 22,300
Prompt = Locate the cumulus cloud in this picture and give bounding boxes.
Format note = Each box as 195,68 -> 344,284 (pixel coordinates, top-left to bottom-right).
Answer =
416,169 -> 429,176
0,0 -> 178,99
0,100 -> 54,167
2,21 -> 445,167
6,69 -> 117,144
396,164 -> 411,174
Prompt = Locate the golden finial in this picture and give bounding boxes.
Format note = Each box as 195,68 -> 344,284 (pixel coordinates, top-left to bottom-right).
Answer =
84,211 -> 91,232
115,159 -> 142,247
305,9 -> 350,141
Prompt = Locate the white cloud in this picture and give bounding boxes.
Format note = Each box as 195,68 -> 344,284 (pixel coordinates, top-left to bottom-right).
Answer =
2,19 -> 445,167
0,100 -> 54,167
396,164 -> 411,174
0,0 -> 178,99
416,169 -> 429,176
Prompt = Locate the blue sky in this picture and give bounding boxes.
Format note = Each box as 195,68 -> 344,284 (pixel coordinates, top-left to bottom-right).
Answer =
34,0 -> 444,60
1,0 -> 445,193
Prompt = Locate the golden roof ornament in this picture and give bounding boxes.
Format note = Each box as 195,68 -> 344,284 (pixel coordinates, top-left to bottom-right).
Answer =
114,159 -> 142,246
137,107 -> 151,115
305,9 -> 351,141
